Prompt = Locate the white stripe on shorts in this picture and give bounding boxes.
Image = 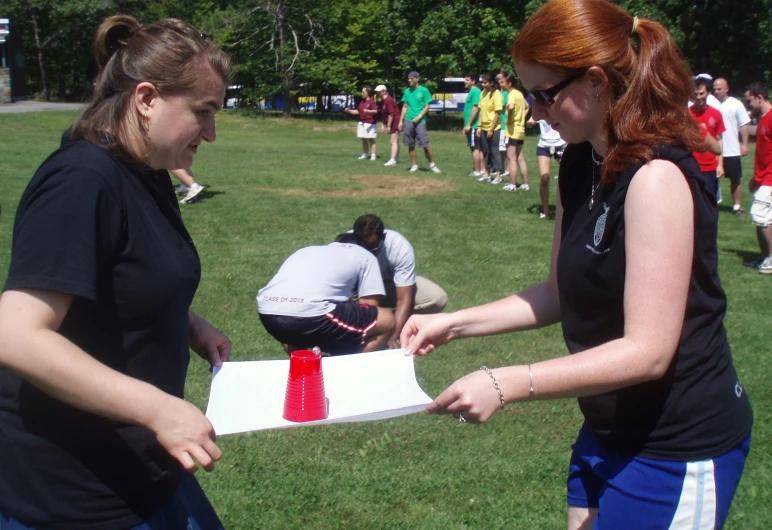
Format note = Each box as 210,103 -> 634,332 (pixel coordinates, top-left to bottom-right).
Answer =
668,460 -> 716,530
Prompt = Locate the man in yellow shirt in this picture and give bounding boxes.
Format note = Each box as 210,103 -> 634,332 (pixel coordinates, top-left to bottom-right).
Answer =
475,72 -> 503,183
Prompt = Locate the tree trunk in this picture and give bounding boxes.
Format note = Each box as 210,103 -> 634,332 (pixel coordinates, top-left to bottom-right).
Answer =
277,0 -> 292,116
26,3 -> 49,101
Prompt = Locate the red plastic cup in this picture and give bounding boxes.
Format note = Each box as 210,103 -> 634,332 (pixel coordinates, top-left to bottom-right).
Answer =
282,349 -> 328,422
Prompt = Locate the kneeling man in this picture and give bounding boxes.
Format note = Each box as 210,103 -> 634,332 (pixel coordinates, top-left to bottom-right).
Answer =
257,233 -> 395,355
352,214 -> 448,349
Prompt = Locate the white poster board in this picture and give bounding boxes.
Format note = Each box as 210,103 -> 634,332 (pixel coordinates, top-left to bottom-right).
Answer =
205,349 -> 432,435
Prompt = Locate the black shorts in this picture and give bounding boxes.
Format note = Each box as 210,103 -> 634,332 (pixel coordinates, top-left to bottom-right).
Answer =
537,144 -> 566,160
259,302 -> 378,355
723,156 -> 742,180
508,138 -> 524,146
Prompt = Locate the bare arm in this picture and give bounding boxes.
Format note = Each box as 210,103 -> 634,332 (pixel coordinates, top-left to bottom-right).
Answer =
390,285 -> 414,349
0,289 -> 222,471
464,105 -> 479,132
427,160 -> 694,422
412,104 -> 430,123
398,103 -> 407,131
704,133 -> 722,156
740,124 -> 750,156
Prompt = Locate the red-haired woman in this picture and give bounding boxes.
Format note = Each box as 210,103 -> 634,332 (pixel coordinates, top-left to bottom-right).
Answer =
399,0 -> 752,527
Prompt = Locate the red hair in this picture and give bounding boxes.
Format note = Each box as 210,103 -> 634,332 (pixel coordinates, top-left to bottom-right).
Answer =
512,0 -> 703,182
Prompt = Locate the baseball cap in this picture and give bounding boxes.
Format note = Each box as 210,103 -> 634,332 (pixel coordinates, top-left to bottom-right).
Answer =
408,71 -> 420,79
694,73 -> 713,81
375,84 -> 387,93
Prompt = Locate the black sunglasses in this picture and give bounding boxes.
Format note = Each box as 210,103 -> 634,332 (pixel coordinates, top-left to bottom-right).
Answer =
528,70 -> 587,107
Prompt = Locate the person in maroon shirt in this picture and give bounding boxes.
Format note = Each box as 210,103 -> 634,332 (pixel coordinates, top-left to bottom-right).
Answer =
376,84 -> 401,166
345,86 -> 379,160
689,78 -> 725,200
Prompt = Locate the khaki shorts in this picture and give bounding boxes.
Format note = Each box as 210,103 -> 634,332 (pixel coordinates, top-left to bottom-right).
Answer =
751,185 -> 772,227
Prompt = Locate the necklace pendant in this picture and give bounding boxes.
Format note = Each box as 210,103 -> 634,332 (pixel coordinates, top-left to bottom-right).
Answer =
589,196 -> 593,211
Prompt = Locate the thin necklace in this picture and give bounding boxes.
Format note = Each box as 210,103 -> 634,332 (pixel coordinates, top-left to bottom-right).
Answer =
589,147 -> 603,211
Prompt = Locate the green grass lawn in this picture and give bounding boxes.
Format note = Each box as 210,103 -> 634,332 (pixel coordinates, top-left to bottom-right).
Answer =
0,110 -> 769,529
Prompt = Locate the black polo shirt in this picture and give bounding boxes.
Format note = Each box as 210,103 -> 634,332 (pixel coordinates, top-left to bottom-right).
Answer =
557,142 -> 752,460
1,136 -> 201,528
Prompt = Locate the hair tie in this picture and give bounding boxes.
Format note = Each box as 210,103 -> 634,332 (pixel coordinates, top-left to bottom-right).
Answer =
630,16 -> 639,36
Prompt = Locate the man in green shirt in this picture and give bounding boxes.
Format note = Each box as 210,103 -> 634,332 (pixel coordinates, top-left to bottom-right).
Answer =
463,72 -> 484,177
398,71 -> 441,173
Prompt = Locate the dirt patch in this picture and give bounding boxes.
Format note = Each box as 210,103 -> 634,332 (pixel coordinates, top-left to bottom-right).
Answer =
255,174 -> 454,198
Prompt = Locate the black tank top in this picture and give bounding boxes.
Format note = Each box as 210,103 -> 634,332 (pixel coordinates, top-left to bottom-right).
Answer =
557,142 -> 752,460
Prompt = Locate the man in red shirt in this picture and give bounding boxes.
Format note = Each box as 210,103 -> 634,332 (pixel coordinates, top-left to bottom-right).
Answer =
744,81 -> 772,273
689,78 -> 726,201
376,84 -> 400,166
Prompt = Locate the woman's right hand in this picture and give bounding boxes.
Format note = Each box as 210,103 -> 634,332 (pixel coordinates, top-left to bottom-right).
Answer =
400,313 -> 457,356
149,395 -> 222,473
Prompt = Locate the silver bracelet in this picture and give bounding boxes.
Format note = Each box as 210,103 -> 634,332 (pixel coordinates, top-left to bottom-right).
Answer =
528,364 -> 535,401
480,366 -> 506,408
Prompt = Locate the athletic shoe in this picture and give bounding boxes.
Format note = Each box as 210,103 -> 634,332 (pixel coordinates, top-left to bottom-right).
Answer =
500,170 -> 510,178
733,207 -> 746,217
468,171 -> 481,177
358,154 -> 368,160
759,256 -> 772,274
743,256 -> 764,269
175,183 -> 187,195
409,165 -> 419,172
501,183 -> 517,192
490,176 -> 503,184
370,154 -> 377,161
477,174 -> 491,182
518,184 -> 530,191
384,159 -> 397,166
430,164 -> 441,174
539,212 -> 548,219
180,183 -> 204,204
553,174 -> 559,179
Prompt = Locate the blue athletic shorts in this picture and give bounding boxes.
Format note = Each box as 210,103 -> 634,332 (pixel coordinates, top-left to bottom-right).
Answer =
466,128 -> 478,148
567,425 -> 751,529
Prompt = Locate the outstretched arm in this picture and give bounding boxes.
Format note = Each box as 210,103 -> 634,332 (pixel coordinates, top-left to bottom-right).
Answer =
426,160 -> 694,423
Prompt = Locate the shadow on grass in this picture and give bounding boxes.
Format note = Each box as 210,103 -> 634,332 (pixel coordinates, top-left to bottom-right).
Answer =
721,247 -> 762,264
527,203 -> 555,218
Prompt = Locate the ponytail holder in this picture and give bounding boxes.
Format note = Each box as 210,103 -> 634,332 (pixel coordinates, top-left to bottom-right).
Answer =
630,16 -> 639,36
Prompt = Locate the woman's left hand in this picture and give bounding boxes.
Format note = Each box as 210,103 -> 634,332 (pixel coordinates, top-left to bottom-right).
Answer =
189,312 -> 231,367
426,369 -> 504,423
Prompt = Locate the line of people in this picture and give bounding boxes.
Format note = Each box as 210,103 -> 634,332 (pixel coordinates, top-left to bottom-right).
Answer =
345,72 -> 441,173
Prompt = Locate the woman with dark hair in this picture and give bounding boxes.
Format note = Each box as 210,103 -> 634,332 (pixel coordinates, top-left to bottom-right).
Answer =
345,85 -> 379,160
400,0 -> 752,527
0,14 -> 231,529
475,72 -> 504,183
499,73 -> 530,192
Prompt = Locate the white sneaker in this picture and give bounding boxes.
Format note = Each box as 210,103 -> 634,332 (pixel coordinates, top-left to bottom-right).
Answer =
553,174 -> 559,179
430,164 -> 441,174
384,159 -> 397,166
409,165 -> 419,172
759,256 -> 772,274
518,184 -> 530,191
180,182 -> 204,204
500,170 -> 510,178
539,212 -> 548,219
490,176 -> 502,184
358,154 -> 368,160
370,154 -> 377,161
175,183 -> 187,195
468,171 -> 481,177
501,183 -> 517,192
477,174 -> 491,182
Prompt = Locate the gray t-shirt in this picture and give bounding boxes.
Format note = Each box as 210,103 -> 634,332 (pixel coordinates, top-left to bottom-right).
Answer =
376,229 -> 417,287
257,242 -> 385,317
